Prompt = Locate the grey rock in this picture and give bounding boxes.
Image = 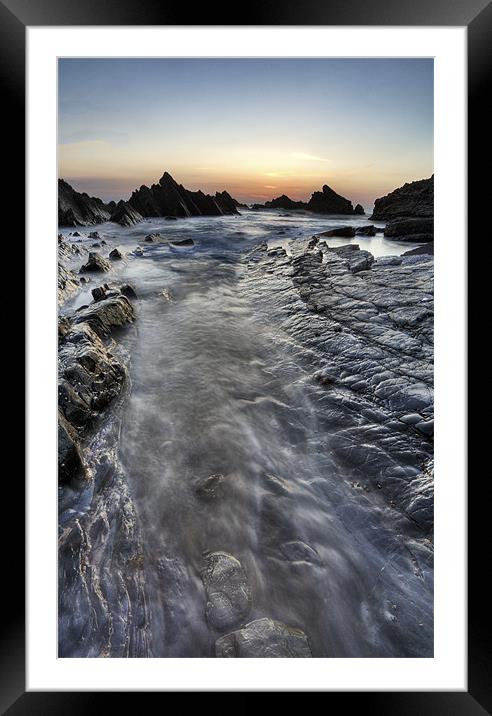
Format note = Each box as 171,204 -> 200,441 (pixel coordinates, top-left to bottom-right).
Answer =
80,252 -> 111,273
195,473 -> 226,500
73,294 -> 135,337
403,243 -> 434,257
246,240 -> 434,532
201,552 -> 252,631
216,618 -> 312,658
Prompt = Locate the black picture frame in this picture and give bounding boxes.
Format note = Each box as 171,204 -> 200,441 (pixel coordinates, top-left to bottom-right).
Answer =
4,0 -> 483,710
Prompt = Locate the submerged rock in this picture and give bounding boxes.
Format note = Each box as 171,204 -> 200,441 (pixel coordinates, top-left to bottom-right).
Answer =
171,238 -> 194,247
144,232 -> 161,242
201,552 -> 252,631
216,618 -> 312,658
195,473 -> 226,499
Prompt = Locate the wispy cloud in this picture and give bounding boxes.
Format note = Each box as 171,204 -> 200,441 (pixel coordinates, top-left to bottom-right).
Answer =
289,152 -> 330,162
59,129 -> 130,146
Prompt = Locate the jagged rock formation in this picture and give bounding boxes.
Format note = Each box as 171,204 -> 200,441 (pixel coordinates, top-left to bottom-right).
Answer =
58,179 -> 113,226
371,176 -> 434,221
110,199 -> 143,226
307,184 -> 355,214
128,172 -> 239,218
251,183 -> 360,215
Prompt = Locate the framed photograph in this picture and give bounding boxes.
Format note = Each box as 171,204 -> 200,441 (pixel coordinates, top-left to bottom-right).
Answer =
4,0 -> 484,709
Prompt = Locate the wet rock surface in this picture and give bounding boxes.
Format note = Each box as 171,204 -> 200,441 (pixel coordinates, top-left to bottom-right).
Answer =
216,618 -> 312,658
80,252 -> 112,273
245,239 -> 434,532
58,206 -> 433,659
201,552 -> 252,631
57,263 -> 147,657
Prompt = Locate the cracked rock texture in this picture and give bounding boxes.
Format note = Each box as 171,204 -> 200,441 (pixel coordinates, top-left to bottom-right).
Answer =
216,618 -> 312,658
201,552 -> 252,631
246,238 -> 434,532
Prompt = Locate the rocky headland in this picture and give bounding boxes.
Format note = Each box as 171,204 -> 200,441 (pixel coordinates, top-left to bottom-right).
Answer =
371,176 -> 434,243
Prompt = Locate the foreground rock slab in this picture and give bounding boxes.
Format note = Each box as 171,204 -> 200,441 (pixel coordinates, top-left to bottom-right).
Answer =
216,618 -> 312,658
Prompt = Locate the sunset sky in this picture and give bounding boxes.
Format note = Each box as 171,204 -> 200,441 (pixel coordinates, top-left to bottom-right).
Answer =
58,58 -> 433,210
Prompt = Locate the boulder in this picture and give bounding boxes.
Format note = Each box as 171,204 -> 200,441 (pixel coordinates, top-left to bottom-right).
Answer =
80,252 -> 111,273
109,248 -> 123,260
73,294 -> 135,337
354,204 -> 365,215
120,284 -> 138,299
144,233 -> 161,242
216,618 -> 312,658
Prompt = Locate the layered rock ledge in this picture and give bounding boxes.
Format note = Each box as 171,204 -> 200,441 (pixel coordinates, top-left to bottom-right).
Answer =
245,238 -> 434,532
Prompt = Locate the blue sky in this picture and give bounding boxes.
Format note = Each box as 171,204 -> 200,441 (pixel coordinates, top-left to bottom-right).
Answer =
58,58 -> 433,208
